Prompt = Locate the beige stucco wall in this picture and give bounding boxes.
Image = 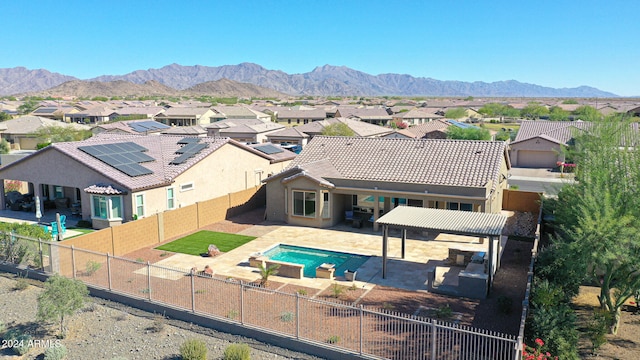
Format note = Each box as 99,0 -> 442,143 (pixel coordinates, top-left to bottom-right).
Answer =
0,148 -> 128,221
265,154 -> 510,228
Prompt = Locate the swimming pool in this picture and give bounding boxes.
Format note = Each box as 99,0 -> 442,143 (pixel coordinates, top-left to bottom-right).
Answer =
263,244 -> 370,278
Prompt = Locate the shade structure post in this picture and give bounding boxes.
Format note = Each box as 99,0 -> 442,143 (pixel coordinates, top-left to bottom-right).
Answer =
382,225 -> 388,279
401,228 -> 406,259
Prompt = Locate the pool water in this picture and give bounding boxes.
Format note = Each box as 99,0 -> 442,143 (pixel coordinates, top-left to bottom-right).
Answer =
263,244 -> 370,278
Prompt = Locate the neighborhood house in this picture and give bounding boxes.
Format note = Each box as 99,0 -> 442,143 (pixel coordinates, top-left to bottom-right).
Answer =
264,136 -> 510,230
0,134 -> 294,229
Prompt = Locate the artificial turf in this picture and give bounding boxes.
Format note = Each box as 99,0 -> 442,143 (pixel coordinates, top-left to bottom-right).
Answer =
155,230 -> 256,255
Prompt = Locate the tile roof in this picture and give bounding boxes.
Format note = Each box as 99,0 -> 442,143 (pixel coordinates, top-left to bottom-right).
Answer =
1,116 -> 90,134
281,136 -> 507,188
273,118 -> 392,138
512,120 -> 591,145
160,125 -> 207,135
404,120 -> 450,138
265,126 -> 309,139
157,107 -> 211,117
275,108 -> 327,120
30,134 -> 235,192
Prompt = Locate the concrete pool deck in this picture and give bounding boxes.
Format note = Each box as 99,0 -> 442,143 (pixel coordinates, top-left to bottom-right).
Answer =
152,221 -> 487,292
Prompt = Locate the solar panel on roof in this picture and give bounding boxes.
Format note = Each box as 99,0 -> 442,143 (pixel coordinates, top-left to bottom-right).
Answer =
114,163 -> 153,177
78,142 -> 154,177
169,152 -> 194,165
254,144 -> 284,155
177,137 -> 200,145
176,142 -> 206,154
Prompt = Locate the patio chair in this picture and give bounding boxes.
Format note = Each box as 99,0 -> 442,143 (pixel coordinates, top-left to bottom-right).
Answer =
50,222 -> 59,240
59,215 -> 67,234
345,210 -> 354,222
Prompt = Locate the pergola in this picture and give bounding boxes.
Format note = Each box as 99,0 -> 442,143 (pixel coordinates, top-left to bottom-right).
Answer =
375,206 -> 507,290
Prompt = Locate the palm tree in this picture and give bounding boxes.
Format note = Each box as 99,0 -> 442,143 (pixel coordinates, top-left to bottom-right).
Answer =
258,263 -> 280,287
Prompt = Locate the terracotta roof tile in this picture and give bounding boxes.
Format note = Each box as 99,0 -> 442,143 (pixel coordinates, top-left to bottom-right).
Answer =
286,136 -> 507,188
51,134 -> 231,191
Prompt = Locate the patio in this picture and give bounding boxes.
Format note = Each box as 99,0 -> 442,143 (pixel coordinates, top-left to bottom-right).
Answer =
145,219 -> 488,292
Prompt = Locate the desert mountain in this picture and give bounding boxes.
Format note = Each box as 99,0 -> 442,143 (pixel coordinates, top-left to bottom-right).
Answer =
23,80 -> 180,98
0,63 -> 618,97
0,67 -> 77,96
184,78 -> 288,97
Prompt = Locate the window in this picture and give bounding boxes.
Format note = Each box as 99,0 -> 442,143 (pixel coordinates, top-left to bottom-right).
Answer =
180,182 -> 194,192
167,188 -> 175,209
135,194 -> 145,218
407,199 -> 423,207
293,190 -> 316,217
448,202 -> 473,212
54,186 -> 64,199
91,195 -> 123,220
321,192 -> 330,218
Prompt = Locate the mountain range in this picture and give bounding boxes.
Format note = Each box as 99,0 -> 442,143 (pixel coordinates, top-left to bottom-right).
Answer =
0,63 -> 618,98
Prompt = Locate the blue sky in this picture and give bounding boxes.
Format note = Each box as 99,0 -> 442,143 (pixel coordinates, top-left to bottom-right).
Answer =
3,1 -> 637,96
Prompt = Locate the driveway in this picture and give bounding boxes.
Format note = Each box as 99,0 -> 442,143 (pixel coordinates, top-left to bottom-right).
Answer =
509,166 -> 575,195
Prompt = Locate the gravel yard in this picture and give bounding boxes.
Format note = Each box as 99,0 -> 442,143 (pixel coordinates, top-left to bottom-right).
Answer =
0,274 -> 322,360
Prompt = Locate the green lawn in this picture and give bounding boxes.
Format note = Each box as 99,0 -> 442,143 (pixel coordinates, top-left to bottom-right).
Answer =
156,230 -> 257,255
482,122 -> 521,132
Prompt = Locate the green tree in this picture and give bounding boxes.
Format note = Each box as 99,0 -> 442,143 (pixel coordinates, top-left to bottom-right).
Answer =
321,123 -> 355,137
17,99 -> 39,115
554,115 -> 640,334
37,275 -> 89,336
521,102 -> 549,119
444,107 -> 467,119
31,125 -> 92,146
572,105 -> 602,121
0,112 -> 11,121
258,263 -> 280,287
446,126 -> 491,140
0,139 -> 10,154
548,106 -> 569,121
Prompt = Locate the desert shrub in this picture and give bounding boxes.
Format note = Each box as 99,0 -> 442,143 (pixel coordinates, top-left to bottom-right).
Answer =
329,283 -> 344,298
180,339 -> 208,360
326,335 -> 340,344
227,309 -> 239,320
280,311 -> 294,322
150,313 -> 165,333
11,332 -> 33,355
85,260 -> 101,275
14,277 -> 29,291
44,344 -> 68,360
382,302 -> 395,311
587,308 -> 611,354
435,304 -> 453,319
223,343 -> 251,360
115,311 -> 128,321
497,295 -> 513,314
526,304 -> 579,359
296,289 -> 307,296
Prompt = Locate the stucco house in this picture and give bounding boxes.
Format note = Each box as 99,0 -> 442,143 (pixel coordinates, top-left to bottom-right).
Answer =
509,120 -> 590,167
205,119 -> 285,143
0,134 -> 294,229
154,107 -> 217,126
0,115 -> 90,150
264,136 -> 510,229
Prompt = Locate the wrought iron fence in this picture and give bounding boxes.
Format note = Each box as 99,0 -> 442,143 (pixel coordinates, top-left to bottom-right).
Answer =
1,233 -> 519,360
